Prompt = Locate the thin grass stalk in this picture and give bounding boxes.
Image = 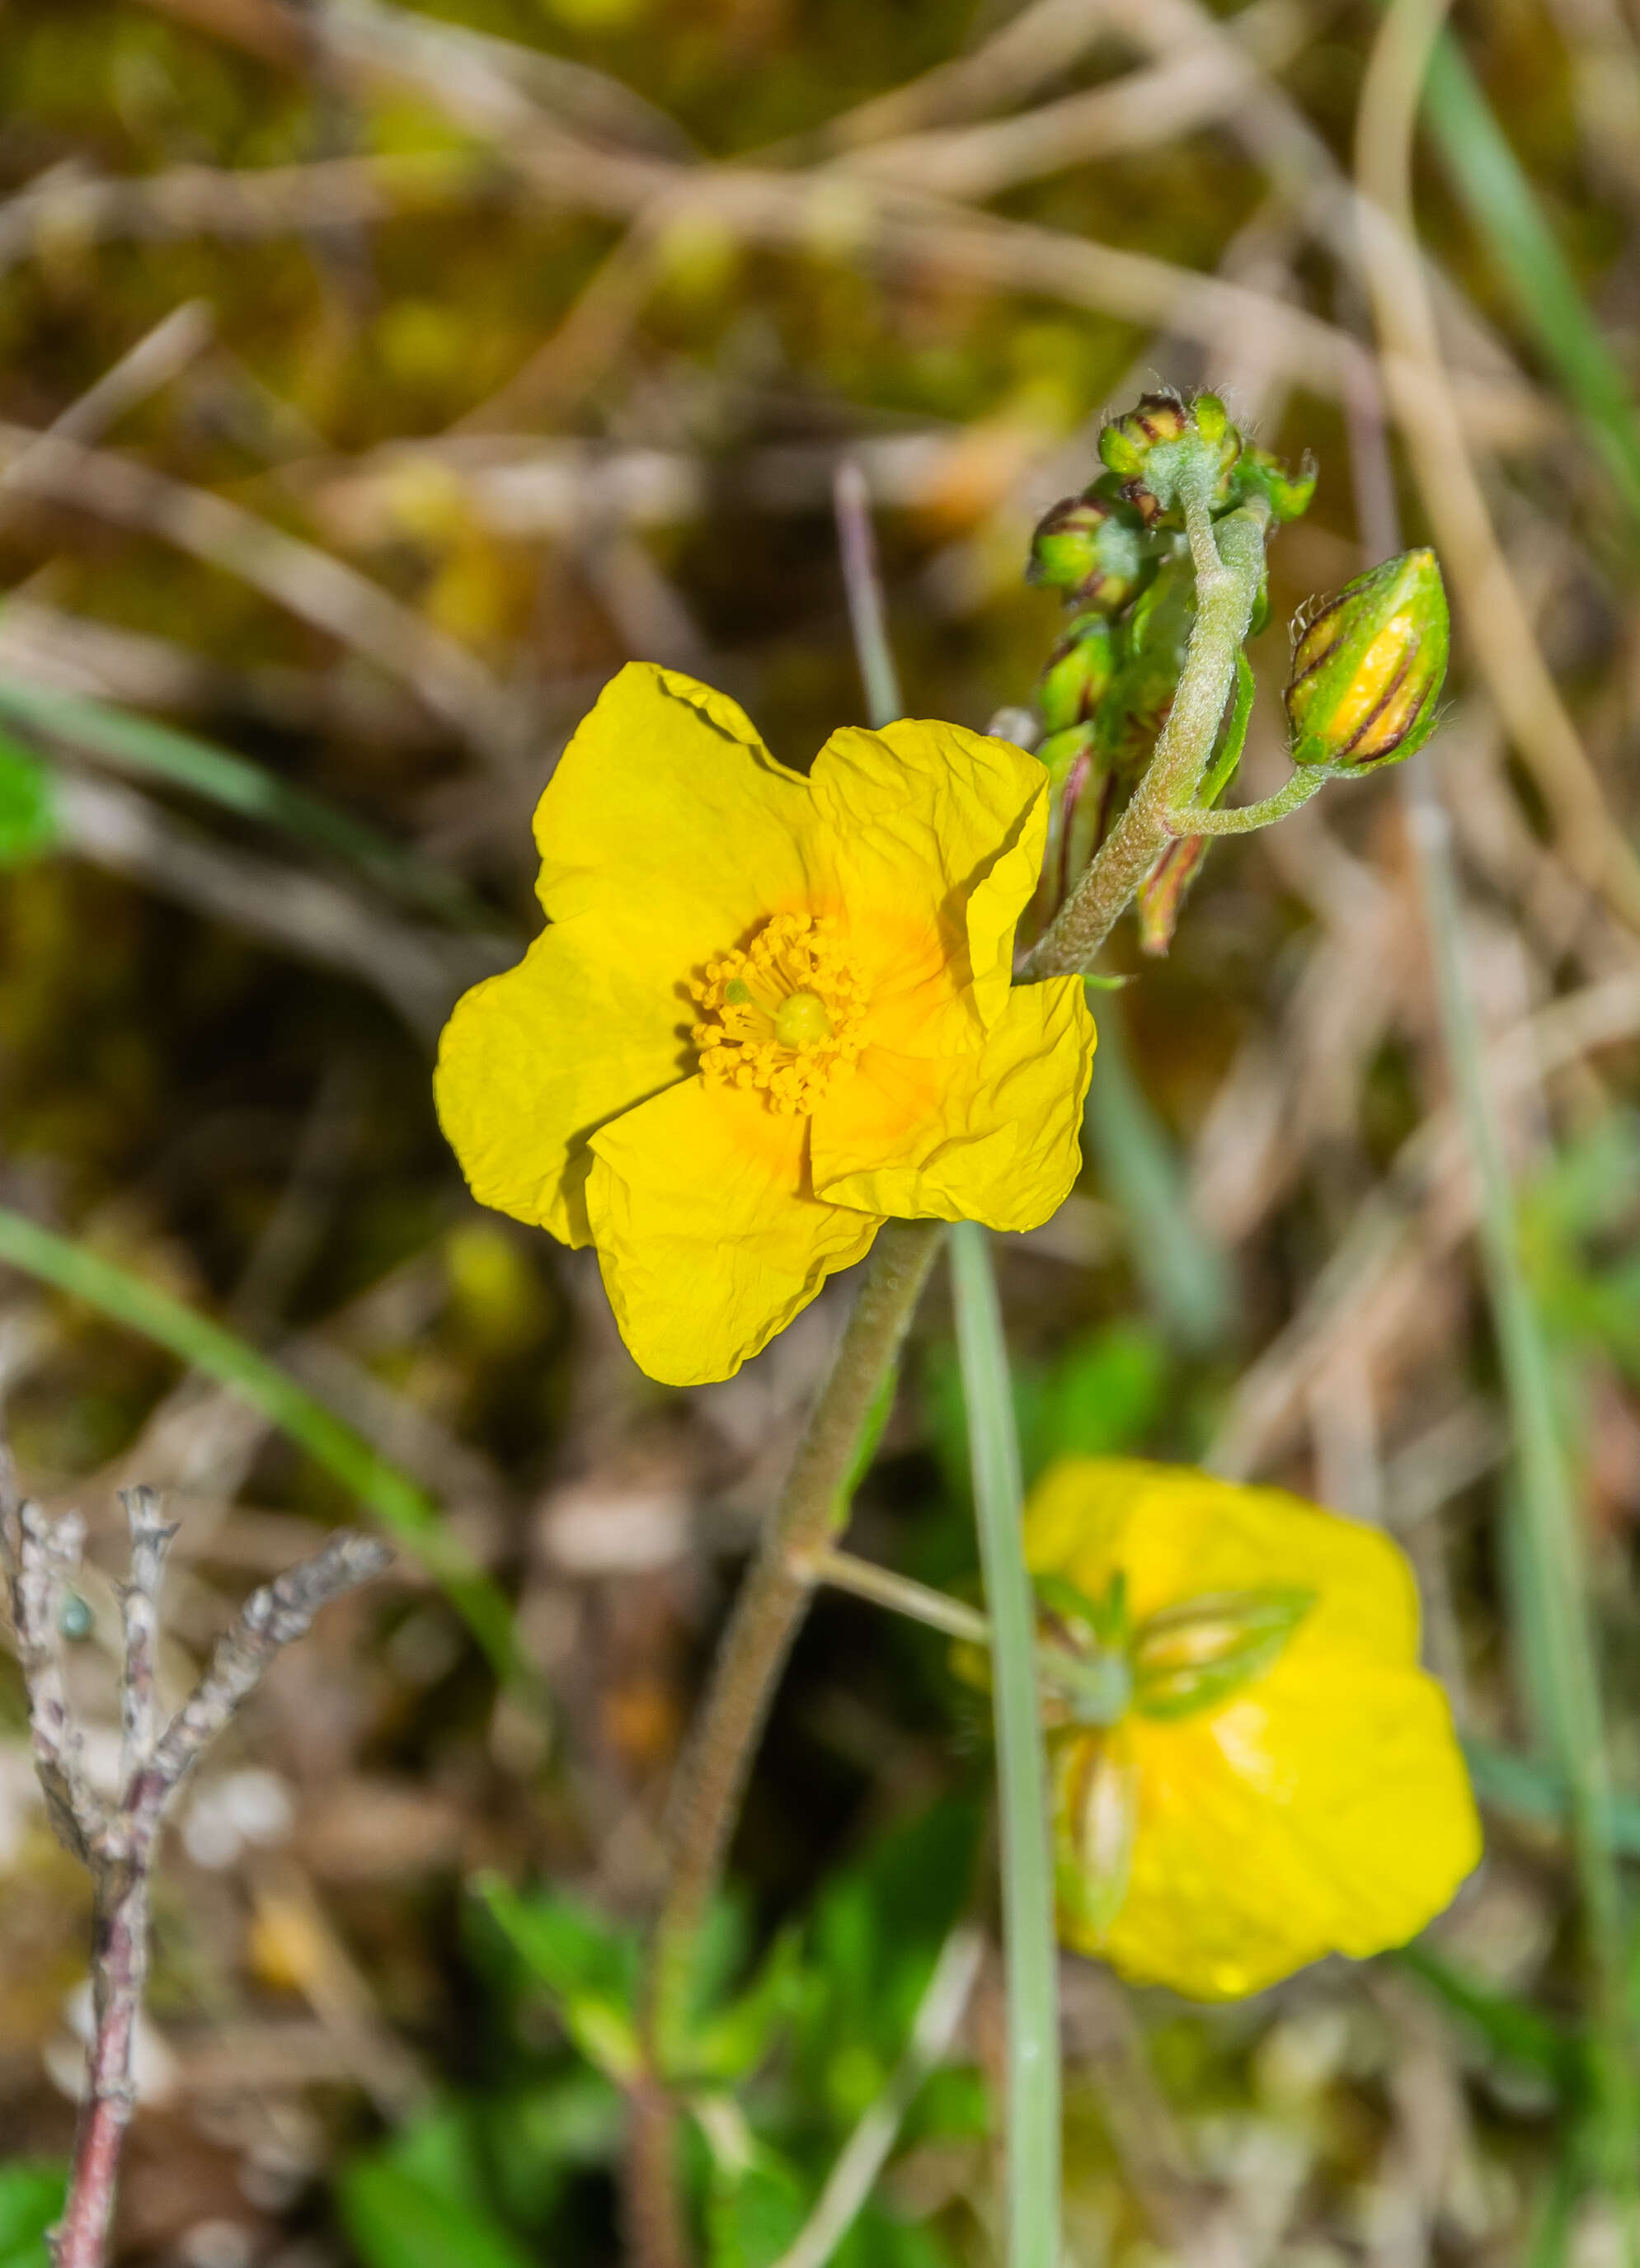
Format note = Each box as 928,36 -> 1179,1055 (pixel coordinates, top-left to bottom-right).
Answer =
1402,778 -> 1638,2200
1338,82 -> 1636,2174
950,1220 -> 1060,2268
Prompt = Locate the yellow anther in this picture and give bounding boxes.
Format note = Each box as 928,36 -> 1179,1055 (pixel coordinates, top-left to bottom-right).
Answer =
690,915 -> 867,1113
773,989 -> 834,1047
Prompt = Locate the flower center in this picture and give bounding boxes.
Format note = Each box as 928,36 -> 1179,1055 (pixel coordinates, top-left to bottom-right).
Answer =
691,914 -> 867,1113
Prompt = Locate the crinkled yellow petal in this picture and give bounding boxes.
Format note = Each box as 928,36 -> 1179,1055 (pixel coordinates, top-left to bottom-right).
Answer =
435,922 -> 687,1247
1085,1657 -> 1480,1999
808,721 -> 1049,1038
810,977 -> 1095,1230
535,662 -> 816,983
585,1077 -> 880,1386
1024,1459 -> 1420,1665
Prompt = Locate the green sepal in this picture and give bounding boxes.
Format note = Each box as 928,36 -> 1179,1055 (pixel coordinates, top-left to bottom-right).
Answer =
1038,611 -> 1116,731
1050,1729 -> 1136,1937
1228,443 -> 1317,525
1130,1585 -> 1317,1719
1034,1566 -> 1126,1649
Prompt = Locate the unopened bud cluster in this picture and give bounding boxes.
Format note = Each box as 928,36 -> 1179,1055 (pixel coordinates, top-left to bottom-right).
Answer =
1023,392 -> 1315,946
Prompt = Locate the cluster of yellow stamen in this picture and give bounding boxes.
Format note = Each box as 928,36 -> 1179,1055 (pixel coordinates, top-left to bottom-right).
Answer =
691,913 -> 868,1113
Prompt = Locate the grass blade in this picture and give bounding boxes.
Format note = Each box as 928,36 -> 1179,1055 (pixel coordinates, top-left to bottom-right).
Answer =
0,1204 -> 519,1683
1417,29 -> 1640,527
949,1220 -> 1060,2268
0,677 -> 491,928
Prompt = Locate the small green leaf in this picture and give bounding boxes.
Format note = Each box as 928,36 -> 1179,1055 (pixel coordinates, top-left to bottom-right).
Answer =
0,2162 -> 68,2268
476,1879 -> 643,2082
706,2156 -> 810,2268
1130,1586 -> 1316,1718
673,1924 -> 803,2085
0,734 -> 57,867
338,2163 -> 535,2268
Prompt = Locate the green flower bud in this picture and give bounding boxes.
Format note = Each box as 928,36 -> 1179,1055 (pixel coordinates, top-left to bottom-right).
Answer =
1026,485 -> 1148,611
1037,611 -> 1116,731
1192,391 -> 1231,445
1285,548 -> 1450,771
1097,392 -> 1191,480
1098,392 -> 1243,524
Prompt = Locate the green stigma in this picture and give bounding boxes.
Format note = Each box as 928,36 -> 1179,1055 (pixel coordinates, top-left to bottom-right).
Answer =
773,989 -> 834,1047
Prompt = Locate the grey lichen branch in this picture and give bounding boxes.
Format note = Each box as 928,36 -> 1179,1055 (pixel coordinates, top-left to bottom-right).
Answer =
0,1448 -> 390,2268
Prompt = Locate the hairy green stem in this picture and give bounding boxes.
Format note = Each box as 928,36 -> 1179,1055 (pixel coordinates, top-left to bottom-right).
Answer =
1022,466 -> 1269,981
1167,767 -> 1327,836
646,1217 -> 943,2059
950,1221 -> 1060,2268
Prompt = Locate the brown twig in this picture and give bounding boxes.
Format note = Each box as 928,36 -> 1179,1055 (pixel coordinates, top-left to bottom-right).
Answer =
0,1449 -> 390,2268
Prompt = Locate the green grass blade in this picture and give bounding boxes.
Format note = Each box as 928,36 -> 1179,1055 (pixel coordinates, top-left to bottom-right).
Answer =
1405,784 -> 1638,2202
0,1205 -> 519,1683
0,677 -> 492,928
1418,30 -> 1640,526
1464,1737 -> 1640,1855
949,1220 -> 1060,2268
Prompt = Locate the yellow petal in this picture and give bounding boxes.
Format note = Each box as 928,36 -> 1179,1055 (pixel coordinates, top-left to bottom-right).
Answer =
1023,1457 -> 1481,1996
536,662 -> 816,984
586,1077 -> 880,1385
1088,1658 -> 1480,1998
435,922 -> 687,1246
808,721 -> 1049,1033
1024,1459 -> 1421,1666
810,977 -> 1095,1230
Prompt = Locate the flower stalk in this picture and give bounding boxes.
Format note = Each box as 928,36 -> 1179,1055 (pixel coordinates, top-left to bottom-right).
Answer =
646,1215 -> 943,2062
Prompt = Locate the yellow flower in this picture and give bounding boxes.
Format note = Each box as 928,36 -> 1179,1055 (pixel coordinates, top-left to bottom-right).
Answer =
1027,1457 -> 1480,2000
435,664 -> 1096,1386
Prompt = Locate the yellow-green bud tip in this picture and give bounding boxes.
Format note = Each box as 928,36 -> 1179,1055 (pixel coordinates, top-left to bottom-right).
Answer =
1285,548 -> 1449,771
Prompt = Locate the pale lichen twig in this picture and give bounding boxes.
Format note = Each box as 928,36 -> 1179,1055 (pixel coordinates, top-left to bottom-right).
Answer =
0,1447 -> 390,2268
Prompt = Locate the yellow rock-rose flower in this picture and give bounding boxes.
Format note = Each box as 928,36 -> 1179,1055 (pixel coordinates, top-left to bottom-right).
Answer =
435,663 -> 1097,1386
1027,1457 -> 1481,2000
